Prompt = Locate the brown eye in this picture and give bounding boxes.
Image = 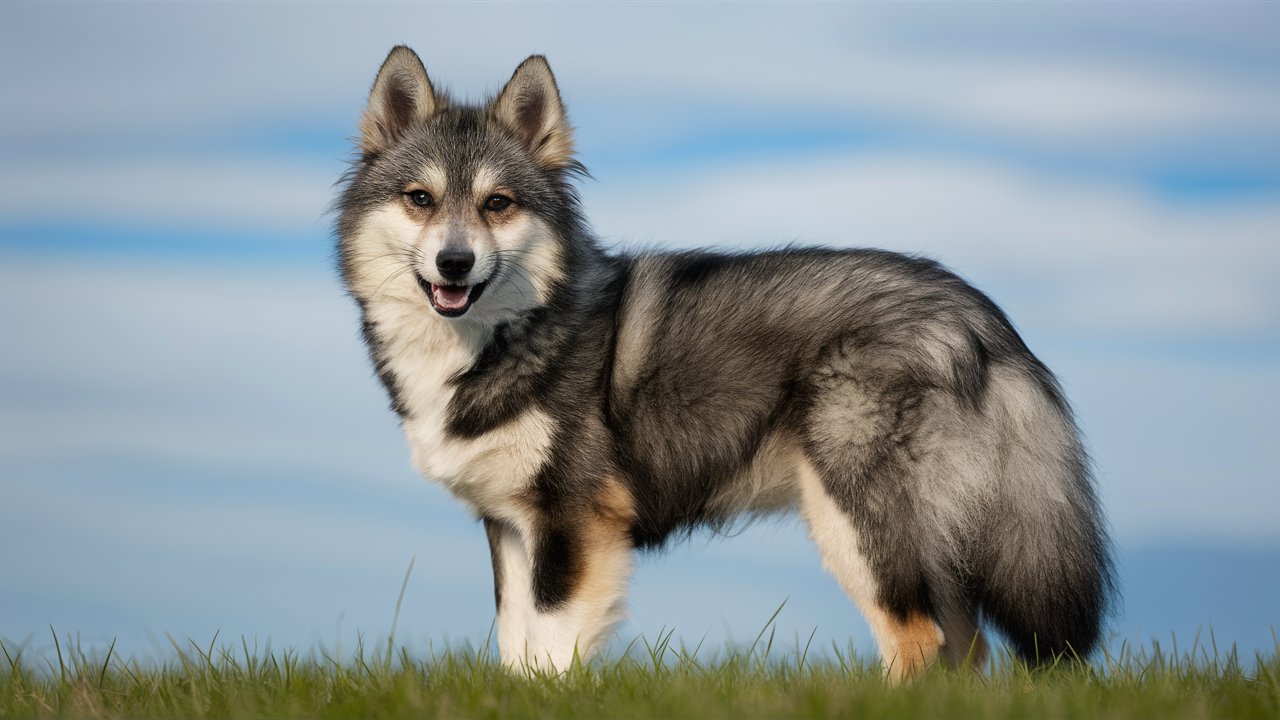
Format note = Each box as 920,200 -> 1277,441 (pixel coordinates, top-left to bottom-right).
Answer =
484,194 -> 513,212
405,190 -> 433,207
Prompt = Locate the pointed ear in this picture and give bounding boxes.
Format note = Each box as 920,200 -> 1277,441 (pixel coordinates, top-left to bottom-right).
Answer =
490,56 -> 575,169
359,46 -> 441,157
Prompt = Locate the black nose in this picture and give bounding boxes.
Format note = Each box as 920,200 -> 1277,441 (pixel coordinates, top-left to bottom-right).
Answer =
436,248 -> 475,281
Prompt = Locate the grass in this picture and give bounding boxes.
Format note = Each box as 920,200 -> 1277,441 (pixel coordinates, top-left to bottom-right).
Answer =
2,624 -> 1277,719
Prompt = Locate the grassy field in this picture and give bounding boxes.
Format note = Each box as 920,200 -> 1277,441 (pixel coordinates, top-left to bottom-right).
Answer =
3,627 -> 1277,720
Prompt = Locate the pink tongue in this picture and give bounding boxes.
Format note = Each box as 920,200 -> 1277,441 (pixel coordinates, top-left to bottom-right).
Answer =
432,284 -> 470,310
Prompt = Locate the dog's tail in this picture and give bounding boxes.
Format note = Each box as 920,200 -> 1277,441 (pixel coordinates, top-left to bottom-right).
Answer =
976,363 -> 1114,665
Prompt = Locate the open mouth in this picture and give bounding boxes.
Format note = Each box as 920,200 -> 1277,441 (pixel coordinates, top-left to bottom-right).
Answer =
416,273 -> 487,317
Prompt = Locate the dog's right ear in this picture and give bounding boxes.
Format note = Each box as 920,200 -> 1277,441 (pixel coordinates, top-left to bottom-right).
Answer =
490,56 -> 575,169
359,46 -> 441,158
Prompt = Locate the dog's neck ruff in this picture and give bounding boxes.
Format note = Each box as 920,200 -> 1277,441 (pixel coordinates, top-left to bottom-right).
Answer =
362,296 -> 555,517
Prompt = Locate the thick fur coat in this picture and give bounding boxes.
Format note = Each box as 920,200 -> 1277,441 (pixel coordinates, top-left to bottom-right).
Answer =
336,46 -> 1113,681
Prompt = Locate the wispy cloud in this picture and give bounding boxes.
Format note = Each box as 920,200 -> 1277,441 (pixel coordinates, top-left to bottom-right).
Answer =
0,155 -> 341,232
3,4 -> 1277,165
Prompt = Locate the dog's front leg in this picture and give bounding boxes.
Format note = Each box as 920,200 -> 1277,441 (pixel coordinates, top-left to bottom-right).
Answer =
483,484 -> 634,673
484,517 -> 534,668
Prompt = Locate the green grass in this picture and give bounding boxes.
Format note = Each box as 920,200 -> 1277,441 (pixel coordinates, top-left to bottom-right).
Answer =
3,627 -> 1277,719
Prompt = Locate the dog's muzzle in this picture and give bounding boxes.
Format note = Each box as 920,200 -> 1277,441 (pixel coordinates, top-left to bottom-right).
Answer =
416,272 -> 488,317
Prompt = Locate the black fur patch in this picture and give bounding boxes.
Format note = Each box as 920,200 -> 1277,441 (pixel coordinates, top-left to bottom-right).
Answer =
669,252 -> 736,288
531,524 -> 578,612
445,314 -> 557,438
359,317 -> 409,418
483,517 -> 505,610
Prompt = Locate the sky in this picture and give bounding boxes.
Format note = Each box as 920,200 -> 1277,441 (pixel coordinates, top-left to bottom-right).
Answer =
1,3 -> 1278,665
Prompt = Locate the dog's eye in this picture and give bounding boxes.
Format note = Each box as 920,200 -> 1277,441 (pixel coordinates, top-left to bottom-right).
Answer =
483,194 -> 513,212
405,190 -> 433,207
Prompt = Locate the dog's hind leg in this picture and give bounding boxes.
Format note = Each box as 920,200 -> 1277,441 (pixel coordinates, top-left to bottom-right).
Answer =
485,477 -> 635,673
795,347 -> 970,682
932,589 -> 989,671
795,456 -> 944,683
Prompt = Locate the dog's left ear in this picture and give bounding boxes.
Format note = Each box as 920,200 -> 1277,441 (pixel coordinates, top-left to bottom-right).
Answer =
360,46 -> 442,158
491,56 -> 575,169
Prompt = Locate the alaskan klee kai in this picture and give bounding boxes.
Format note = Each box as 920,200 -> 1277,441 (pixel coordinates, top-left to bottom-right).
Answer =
336,46 -> 1113,681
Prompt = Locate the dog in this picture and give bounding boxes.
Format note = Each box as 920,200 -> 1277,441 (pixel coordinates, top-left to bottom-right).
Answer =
336,46 -> 1113,681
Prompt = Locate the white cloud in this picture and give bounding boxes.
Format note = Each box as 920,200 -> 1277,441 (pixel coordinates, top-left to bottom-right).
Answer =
2,3 -> 1277,159
0,155 -> 341,232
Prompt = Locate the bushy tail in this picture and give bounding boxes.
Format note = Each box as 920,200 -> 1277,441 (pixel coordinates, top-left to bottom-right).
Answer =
978,365 -> 1114,664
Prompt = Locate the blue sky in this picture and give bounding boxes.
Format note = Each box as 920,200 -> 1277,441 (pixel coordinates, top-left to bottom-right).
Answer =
2,3 -> 1278,663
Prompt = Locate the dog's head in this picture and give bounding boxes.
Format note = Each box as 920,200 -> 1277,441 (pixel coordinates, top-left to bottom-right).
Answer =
338,46 -> 582,321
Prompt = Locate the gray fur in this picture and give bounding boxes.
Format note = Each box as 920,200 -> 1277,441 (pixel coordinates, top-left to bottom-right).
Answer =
337,47 -> 1114,671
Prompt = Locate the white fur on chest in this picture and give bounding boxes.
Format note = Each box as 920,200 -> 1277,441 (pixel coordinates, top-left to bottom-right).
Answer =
372,303 -> 555,515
